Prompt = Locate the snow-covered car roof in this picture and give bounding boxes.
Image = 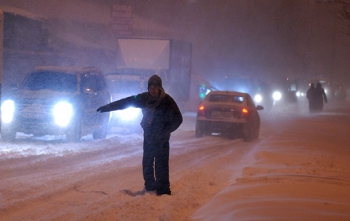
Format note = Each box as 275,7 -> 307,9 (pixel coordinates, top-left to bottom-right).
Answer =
203,90 -> 249,105
205,90 -> 249,98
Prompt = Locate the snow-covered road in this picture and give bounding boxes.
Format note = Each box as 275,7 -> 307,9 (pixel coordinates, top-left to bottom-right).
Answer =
0,111 -> 256,221
1,101 -> 350,221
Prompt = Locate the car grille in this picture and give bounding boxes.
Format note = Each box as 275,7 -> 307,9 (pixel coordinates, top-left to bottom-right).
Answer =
20,115 -> 52,123
16,98 -> 54,122
19,98 -> 54,106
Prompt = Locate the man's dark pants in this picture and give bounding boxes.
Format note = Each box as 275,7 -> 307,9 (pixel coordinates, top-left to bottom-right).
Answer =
142,132 -> 170,192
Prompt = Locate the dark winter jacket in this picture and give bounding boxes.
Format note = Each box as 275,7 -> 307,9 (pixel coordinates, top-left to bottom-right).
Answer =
98,92 -> 183,138
316,83 -> 327,103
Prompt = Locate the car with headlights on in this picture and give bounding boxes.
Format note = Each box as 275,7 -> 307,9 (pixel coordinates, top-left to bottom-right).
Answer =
195,91 -> 263,142
1,66 -> 111,142
217,76 -> 273,110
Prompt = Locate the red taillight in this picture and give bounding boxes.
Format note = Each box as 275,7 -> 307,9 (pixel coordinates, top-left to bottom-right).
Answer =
242,108 -> 249,114
197,105 -> 205,116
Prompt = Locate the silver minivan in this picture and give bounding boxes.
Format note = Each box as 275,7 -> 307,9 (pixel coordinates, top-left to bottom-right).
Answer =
1,66 -> 111,142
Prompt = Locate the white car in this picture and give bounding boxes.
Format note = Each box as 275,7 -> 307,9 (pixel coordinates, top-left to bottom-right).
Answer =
195,91 -> 263,142
1,66 -> 111,142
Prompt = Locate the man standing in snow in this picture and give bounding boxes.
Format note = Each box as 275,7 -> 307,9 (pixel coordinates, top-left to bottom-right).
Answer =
96,75 -> 183,196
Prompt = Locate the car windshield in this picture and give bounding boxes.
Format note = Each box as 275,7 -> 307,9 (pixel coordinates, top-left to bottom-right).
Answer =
208,94 -> 244,103
22,71 -> 78,92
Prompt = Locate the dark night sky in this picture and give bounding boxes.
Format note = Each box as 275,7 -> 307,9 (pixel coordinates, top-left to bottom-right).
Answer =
1,0 -> 350,86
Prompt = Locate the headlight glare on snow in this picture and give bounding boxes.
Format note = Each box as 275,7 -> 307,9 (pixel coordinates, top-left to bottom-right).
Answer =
114,107 -> 141,122
1,99 -> 15,123
53,101 -> 73,127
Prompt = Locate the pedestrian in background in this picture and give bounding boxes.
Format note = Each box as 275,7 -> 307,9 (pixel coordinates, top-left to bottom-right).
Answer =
314,82 -> 327,112
306,83 -> 316,113
96,75 -> 183,196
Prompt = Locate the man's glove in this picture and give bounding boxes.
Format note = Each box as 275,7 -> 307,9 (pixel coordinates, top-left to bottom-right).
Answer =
96,105 -> 109,113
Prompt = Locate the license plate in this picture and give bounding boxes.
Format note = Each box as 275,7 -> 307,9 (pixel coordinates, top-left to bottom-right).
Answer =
211,111 -> 232,118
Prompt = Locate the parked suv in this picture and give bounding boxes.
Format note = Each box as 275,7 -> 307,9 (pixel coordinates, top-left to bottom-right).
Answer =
1,66 -> 111,142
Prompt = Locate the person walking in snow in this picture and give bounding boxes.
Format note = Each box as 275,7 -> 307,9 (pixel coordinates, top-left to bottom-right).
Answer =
314,82 -> 327,112
96,75 -> 183,196
306,83 -> 316,113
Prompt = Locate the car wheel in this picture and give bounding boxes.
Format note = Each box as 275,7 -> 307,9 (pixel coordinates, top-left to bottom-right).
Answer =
1,128 -> 16,142
242,123 -> 253,142
66,117 -> 82,142
254,122 -> 260,140
93,114 -> 109,140
195,123 -> 204,138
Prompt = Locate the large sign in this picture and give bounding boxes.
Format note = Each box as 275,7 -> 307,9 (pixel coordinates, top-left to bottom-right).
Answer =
111,5 -> 133,37
117,39 -> 170,69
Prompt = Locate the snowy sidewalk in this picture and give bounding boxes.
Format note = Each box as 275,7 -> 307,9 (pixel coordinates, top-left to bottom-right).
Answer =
192,106 -> 350,221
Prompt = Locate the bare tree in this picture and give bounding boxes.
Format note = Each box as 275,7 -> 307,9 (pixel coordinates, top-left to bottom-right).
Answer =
339,1 -> 350,34
317,0 -> 350,34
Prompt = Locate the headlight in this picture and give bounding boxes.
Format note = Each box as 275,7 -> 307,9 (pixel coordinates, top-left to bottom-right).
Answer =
1,99 -> 15,123
296,91 -> 305,97
254,94 -> 263,103
53,101 -> 73,127
272,91 -> 282,101
113,107 -> 141,122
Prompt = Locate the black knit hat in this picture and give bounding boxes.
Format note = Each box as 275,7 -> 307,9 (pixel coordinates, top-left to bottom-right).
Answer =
148,75 -> 162,89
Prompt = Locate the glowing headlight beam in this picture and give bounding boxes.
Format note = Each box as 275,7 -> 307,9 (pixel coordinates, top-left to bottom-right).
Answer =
1,99 -> 15,123
113,107 -> 141,122
272,91 -> 282,101
254,94 -> 263,104
296,91 -> 305,97
53,101 -> 73,127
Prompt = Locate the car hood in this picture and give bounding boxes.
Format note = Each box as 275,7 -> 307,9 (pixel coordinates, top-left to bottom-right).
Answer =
17,89 -> 75,99
10,89 -> 78,105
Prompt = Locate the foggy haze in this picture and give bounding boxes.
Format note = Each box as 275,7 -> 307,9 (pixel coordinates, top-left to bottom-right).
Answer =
1,102 -> 350,220
0,0 -> 349,87
1,1 -> 350,220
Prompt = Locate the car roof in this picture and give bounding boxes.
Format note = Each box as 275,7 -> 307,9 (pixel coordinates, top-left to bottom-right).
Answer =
207,90 -> 248,97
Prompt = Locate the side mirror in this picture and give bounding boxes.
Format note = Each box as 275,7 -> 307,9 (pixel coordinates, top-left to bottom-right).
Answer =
256,105 -> 264,110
